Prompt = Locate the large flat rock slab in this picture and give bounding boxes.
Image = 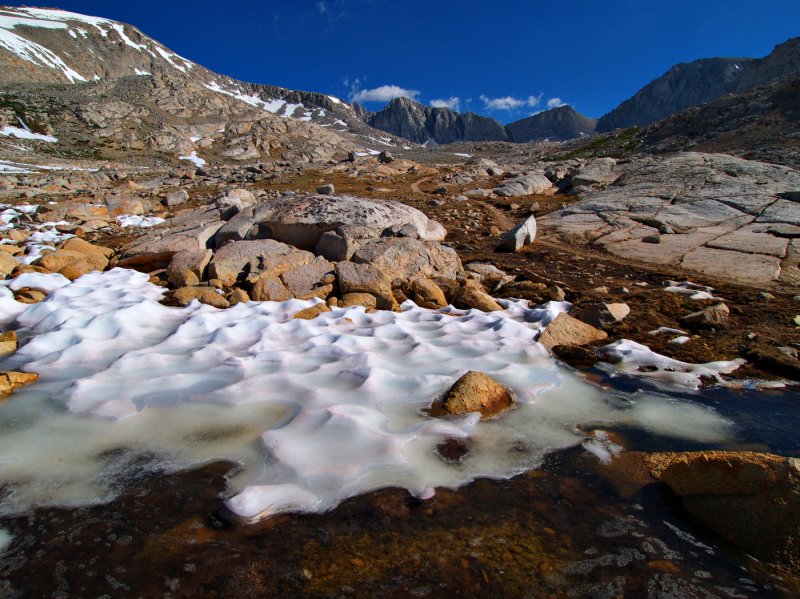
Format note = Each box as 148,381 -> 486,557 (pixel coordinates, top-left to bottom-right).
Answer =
681,247 -> 782,285
215,194 -> 446,249
540,152 -> 800,286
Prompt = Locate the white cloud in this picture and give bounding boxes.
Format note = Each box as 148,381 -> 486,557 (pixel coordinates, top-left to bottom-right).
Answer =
317,1 -> 328,14
350,84 -> 421,103
547,97 -> 566,108
430,96 -> 461,111
480,94 -> 542,111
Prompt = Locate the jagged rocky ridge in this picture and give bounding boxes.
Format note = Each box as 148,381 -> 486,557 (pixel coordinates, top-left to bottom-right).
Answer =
597,36 -> 800,132
364,97 -> 597,145
0,6 -> 406,166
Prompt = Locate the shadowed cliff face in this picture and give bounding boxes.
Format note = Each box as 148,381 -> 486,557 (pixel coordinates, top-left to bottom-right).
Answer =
597,36 -> 800,132
365,97 -> 596,144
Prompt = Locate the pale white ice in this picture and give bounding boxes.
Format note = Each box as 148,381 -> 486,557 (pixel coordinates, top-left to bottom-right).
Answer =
1,126 -> 57,143
117,215 -> 165,228
664,281 -> 719,301
0,269 -> 733,521
178,151 -> 206,167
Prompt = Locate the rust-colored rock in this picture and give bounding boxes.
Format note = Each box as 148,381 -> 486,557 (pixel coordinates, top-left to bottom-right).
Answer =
292,304 -> 331,320
412,278 -> 447,309
0,371 -> 39,398
172,286 -> 230,309
0,331 -> 17,356
453,286 -> 502,312
538,313 -> 608,350
646,450 -> 800,572
437,370 -> 514,419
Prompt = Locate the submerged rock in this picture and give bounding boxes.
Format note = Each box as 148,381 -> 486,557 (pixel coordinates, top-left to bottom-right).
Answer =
438,370 -> 514,419
647,451 -> 800,573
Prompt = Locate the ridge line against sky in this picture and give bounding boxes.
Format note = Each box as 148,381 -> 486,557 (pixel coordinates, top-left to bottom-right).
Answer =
2,0 -> 799,122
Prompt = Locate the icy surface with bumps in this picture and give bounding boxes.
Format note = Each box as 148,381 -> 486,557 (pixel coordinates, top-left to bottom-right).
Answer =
0,269 -> 734,521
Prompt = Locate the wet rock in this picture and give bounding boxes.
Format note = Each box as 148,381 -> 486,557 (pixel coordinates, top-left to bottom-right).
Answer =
0,371 -> 38,398
647,451 -> 800,572
453,286 -> 502,312
316,183 -> 335,195
538,313 -> 608,350
495,215 -> 537,252
438,371 -> 514,419
551,344 -> 599,368
571,302 -> 631,328
0,331 -> 17,356
172,286 -> 230,309
742,340 -> 800,378
680,302 -> 729,327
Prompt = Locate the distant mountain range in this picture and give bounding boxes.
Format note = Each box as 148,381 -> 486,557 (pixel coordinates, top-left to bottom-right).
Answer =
0,4 -> 798,166
361,98 -> 597,145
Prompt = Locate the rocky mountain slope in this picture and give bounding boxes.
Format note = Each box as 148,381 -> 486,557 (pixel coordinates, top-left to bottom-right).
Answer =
364,97 -> 596,145
0,6 -> 405,167
597,37 -> 800,132
506,106 -> 597,142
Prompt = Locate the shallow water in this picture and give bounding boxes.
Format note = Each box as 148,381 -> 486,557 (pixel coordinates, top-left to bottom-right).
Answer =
0,270 -> 798,596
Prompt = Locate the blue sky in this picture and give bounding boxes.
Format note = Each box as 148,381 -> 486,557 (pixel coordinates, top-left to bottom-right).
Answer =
6,1 -> 800,122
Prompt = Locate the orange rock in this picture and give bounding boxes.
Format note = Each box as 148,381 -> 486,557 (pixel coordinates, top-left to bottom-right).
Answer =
438,370 -> 513,419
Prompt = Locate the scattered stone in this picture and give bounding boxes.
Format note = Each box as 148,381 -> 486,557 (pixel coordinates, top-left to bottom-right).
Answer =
172,286 -> 230,309
280,256 -> 335,300
453,286 -> 502,312
758,291 -> 776,301
164,189 -> 189,207
216,188 -> 256,220
0,371 -> 39,398
411,278 -> 447,309
571,303 -> 631,328
495,215 -> 537,252
378,151 -> 394,164
642,235 -> 661,244
336,262 -> 395,310
227,288 -> 250,305
292,304 -> 331,320
339,292 -> 377,309
680,303 -> 730,327
538,313 -> 608,350
0,331 -> 17,356
250,273 -> 293,302
316,183 -> 335,195
167,248 -> 212,288
647,451 -> 800,572
548,285 -> 566,301
15,289 -> 46,304
437,371 -> 514,419
0,252 -> 18,276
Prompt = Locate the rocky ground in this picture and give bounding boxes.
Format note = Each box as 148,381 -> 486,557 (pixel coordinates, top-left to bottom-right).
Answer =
2,149 -> 800,385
